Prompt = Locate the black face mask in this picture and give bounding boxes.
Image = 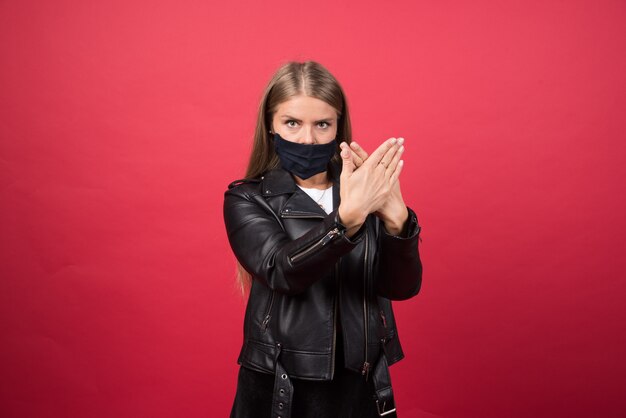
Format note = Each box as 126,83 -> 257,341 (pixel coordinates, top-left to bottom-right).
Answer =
273,132 -> 337,179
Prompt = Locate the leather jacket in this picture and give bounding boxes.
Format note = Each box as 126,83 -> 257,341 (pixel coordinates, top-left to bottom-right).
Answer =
224,162 -> 422,416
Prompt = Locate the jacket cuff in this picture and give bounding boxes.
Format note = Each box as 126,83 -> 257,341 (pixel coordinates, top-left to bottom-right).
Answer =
381,207 -> 421,240
332,208 -> 366,245
335,210 -> 366,244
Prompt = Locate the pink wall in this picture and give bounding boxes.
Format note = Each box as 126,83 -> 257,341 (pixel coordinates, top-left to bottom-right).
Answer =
1,1 -> 625,417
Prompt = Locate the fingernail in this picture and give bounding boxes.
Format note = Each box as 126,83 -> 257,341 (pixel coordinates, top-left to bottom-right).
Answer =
399,145 -> 405,153
390,138 -> 397,144
398,137 -> 405,145
350,142 -> 359,148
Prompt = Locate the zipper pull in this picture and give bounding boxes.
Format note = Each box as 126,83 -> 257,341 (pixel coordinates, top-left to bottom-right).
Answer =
361,361 -> 371,381
261,314 -> 271,330
380,310 -> 387,328
320,227 -> 340,246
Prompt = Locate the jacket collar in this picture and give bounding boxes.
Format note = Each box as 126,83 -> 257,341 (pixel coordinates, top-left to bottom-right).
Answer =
261,161 -> 342,217
260,168 -> 298,196
261,160 -> 341,197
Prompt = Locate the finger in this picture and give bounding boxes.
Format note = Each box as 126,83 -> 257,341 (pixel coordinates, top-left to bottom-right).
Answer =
340,142 -> 354,178
349,141 -> 369,162
384,144 -> 404,177
389,159 -> 404,184
377,140 -> 401,170
366,137 -> 397,166
350,149 -> 364,167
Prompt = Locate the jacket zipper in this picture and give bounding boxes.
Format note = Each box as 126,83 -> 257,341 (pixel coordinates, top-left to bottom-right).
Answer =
289,227 -> 342,264
281,212 -> 325,219
330,261 -> 340,379
261,290 -> 275,331
361,230 -> 371,380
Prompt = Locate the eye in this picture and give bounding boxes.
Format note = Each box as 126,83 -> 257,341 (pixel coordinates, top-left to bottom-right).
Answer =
317,121 -> 331,129
286,120 -> 299,128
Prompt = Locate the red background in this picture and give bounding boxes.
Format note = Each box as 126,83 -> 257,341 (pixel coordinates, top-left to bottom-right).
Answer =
1,1 -> 625,417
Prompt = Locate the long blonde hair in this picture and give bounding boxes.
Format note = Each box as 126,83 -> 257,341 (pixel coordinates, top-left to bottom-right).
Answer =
236,61 -> 353,294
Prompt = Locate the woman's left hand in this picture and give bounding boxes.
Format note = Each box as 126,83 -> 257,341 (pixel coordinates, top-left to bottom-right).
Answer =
348,138 -> 409,236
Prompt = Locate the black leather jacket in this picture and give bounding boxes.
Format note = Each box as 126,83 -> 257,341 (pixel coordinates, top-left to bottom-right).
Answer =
224,163 -> 422,416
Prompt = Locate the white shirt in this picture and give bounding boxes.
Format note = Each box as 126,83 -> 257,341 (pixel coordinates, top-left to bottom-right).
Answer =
296,185 -> 334,215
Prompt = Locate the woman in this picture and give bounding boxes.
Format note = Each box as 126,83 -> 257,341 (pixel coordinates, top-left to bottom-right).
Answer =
224,61 -> 423,417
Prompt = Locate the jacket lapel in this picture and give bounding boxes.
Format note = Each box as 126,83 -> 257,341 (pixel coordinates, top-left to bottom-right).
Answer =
261,164 -> 342,218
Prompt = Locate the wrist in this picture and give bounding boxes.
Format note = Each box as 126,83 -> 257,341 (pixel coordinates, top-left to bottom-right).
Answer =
338,204 -> 366,230
383,222 -> 404,236
382,206 -> 409,236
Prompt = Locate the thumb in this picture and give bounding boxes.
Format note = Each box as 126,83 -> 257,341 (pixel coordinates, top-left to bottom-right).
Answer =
340,142 -> 353,178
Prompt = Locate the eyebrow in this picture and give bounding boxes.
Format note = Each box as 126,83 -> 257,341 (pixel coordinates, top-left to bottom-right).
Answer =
280,115 -> 334,122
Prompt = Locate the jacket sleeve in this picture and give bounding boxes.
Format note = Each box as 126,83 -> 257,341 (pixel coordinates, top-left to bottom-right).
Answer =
374,206 -> 423,300
223,187 -> 365,295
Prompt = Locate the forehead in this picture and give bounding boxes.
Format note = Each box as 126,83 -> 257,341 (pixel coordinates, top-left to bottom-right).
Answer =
274,95 -> 338,119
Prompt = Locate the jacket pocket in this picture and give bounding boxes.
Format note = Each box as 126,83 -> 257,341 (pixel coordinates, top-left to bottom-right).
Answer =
380,309 -> 388,329
378,307 -> 397,343
260,290 -> 275,332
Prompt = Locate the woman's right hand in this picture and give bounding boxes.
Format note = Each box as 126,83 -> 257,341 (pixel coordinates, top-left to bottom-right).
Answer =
337,138 -> 404,235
